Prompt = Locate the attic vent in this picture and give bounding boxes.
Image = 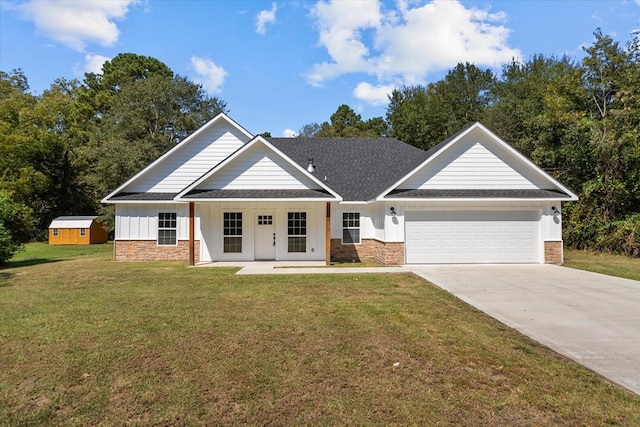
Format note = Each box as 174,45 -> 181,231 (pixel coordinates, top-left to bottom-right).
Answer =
307,158 -> 316,173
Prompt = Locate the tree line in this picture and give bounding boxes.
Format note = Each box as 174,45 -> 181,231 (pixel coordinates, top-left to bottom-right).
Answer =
301,30 -> 640,257
1,29 -> 639,262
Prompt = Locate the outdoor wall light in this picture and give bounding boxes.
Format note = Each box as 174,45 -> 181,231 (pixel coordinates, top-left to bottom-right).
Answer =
390,206 -> 397,215
551,206 -> 560,214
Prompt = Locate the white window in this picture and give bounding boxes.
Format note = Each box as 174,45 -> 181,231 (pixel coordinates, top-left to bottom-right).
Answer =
288,212 -> 306,253
80,228 -> 86,237
223,212 -> 242,253
342,213 -> 360,244
53,228 -> 58,237
158,212 -> 177,246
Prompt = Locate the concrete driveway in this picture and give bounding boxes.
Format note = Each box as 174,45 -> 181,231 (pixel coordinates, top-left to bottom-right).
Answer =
410,264 -> 640,395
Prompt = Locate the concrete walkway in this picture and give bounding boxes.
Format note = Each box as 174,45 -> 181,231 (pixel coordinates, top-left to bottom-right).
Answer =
196,261 -> 640,394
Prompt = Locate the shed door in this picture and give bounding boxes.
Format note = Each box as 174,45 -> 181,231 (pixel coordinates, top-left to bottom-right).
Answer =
405,211 -> 540,264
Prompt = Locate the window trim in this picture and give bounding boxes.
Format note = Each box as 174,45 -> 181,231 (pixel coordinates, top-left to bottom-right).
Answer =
342,212 -> 361,245
80,228 -> 86,237
157,212 -> 178,246
287,211 -> 307,253
223,211 -> 243,253
52,228 -> 58,237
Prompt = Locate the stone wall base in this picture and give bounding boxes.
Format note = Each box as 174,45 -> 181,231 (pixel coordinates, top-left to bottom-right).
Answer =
330,239 -> 405,265
544,241 -> 563,264
115,240 -> 200,262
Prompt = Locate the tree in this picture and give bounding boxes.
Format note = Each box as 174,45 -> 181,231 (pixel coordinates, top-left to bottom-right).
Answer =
387,63 -> 495,149
301,105 -> 387,137
0,189 -> 35,264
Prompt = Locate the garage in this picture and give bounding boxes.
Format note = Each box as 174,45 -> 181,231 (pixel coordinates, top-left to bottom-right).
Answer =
405,211 -> 540,264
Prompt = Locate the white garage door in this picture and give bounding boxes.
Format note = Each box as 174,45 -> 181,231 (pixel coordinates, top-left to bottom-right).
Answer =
405,211 -> 540,264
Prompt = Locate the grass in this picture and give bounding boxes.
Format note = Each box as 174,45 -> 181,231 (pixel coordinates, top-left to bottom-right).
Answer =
564,248 -> 640,281
1,244 -> 639,426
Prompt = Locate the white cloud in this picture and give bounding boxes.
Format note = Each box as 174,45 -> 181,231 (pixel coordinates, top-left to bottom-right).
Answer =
256,2 -> 277,35
307,0 -> 521,104
190,56 -> 228,94
283,128 -> 298,138
352,82 -> 395,106
13,0 -> 141,52
84,54 -> 110,74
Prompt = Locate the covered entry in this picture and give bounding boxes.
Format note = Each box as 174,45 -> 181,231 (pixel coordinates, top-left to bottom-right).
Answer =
405,210 -> 540,264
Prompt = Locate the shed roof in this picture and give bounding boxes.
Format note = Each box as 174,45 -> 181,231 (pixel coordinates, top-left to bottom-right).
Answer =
49,216 -> 99,229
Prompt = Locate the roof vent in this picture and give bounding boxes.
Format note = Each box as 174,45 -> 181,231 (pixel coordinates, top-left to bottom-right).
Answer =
307,158 -> 316,173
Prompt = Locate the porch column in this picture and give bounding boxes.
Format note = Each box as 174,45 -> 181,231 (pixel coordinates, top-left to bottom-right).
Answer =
326,202 -> 331,266
189,202 -> 195,266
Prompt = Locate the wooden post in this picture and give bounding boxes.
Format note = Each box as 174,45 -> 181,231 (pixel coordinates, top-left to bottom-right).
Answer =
189,202 -> 195,266
325,202 -> 331,266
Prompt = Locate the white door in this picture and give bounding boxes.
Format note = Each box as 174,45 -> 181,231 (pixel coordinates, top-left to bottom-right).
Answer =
405,211 -> 540,264
254,213 -> 276,260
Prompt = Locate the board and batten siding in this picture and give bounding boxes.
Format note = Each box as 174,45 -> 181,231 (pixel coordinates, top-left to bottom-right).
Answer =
198,144 -> 321,190
399,133 -> 550,190
329,204 -> 376,241
198,202 -> 326,262
124,123 -> 250,193
115,203 -> 197,241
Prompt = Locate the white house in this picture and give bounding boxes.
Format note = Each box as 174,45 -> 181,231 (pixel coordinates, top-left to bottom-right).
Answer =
102,113 -> 578,265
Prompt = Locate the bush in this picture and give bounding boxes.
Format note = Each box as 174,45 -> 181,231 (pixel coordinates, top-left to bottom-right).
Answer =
595,215 -> 640,256
0,221 -> 21,264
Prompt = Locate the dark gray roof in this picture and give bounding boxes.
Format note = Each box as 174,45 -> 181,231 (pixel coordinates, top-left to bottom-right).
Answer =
386,189 -> 572,199
108,192 -> 178,201
183,189 -> 334,199
268,137 -> 429,201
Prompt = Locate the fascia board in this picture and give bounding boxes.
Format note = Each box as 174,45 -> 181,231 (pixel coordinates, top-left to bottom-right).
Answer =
174,197 -> 340,202
102,199 -> 189,204
175,136 -> 343,201
101,113 -> 253,203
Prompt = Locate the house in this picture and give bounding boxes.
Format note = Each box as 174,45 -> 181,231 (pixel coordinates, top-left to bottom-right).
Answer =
102,113 -> 577,265
48,216 -> 108,245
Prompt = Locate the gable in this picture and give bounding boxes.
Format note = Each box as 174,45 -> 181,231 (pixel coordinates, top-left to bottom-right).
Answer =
192,141 -> 323,191
397,125 -> 563,192
122,120 -> 251,193
102,113 -> 253,202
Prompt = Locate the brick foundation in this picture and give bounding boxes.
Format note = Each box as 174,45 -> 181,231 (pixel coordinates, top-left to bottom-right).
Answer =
115,240 -> 200,262
544,241 -> 563,264
331,239 -> 405,265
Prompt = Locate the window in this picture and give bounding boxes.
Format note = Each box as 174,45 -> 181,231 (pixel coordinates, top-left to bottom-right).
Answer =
80,228 -> 86,237
224,212 -> 242,253
158,212 -> 177,246
287,212 -> 306,253
257,215 -> 273,225
53,228 -> 58,237
342,212 -> 360,244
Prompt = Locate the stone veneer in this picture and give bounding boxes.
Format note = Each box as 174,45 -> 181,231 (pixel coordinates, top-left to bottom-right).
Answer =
331,239 -> 405,265
115,240 -> 200,262
544,241 -> 563,264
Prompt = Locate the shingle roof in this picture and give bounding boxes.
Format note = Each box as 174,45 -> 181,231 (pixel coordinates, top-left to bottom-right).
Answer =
49,216 -> 98,229
386,189 -> 572,199
182,189 -> 334,199
268,137 -> 429,201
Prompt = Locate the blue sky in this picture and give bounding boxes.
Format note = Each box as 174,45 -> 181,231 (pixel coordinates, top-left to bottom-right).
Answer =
1,0 -> 639,137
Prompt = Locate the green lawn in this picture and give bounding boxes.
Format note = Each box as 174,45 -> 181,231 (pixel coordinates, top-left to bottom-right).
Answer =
1,244 -> 639,426
564,248 -> 640,281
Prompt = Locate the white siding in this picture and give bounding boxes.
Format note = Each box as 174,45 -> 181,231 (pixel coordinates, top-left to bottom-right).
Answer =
196,143 -> 321,190
123,122 -> 249,193
115,203 -> 190,240
330,204 -> 375,241
199,201 -> 327,262
400,132 -> 549,190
